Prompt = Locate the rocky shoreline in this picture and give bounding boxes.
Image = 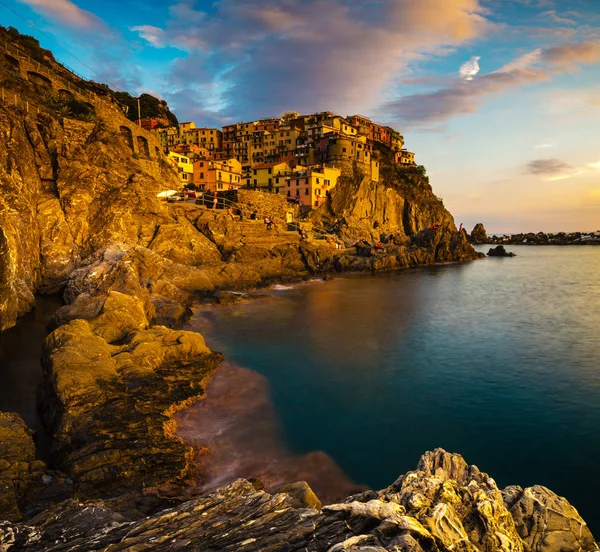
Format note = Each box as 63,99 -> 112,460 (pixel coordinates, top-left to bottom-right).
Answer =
1,66 -> 597,549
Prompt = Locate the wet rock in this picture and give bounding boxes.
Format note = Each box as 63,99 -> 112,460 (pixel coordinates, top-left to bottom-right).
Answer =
488,245 -> 516,257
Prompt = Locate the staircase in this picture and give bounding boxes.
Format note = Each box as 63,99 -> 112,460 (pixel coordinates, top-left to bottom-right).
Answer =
238,220 -> 301,247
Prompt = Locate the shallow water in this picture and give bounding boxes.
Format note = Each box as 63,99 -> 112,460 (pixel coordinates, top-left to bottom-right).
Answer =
0,296 -> 62,430
183,245 -> 600,531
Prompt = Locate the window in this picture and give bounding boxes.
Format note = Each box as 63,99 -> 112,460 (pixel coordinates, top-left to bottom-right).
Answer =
254,179 -> 257,185
253,169 -> 257,175
287,191 -> 290,197
200,162 -> 204,167
268,168 -> 272,174
229,174 -> 232,182
305,188 -> 309,195
296,179 -> 299,186
325,179 -> 330,185
275,177 -> 279,183
316,178 -> 320,184
268,178 -> 272,184
218,172 -> 222,179
182,173 -> 188,180
200,172 -> 204,179
288,181 -> 291,187
343,147 -> 347,153
217,183 -> 223,190
295,189 -> 299,196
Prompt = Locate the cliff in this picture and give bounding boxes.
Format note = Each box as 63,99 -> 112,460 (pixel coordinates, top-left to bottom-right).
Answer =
0,33 -> 529,547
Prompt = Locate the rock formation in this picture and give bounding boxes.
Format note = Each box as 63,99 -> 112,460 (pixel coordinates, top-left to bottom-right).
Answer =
0,449 -> 596,551
470,223 -> 488,244
487,245 -> 516,257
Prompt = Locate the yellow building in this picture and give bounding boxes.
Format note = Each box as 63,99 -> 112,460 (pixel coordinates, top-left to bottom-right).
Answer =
156,127 -> 179,151
183,127 -> 222,151
193,158 -> 242,192
179,121 -> 196,133
398,150 -> 415,165
244,161 -> 301,192
168,151 -> 193,185
284,165 -> 341,208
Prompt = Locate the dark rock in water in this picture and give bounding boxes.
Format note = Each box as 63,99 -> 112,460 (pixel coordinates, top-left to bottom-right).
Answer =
1,449 -> 596,551
488,245 -> 516,257
470,222 -> 488,244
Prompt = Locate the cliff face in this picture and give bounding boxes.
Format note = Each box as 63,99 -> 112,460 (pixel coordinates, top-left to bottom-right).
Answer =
0,103 -> 178,331
313,163 -> 454,242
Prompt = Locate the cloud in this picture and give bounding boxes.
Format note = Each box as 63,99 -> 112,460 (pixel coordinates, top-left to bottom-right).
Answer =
129,25 -> 165,47
381,41 -> 600,127
526,158 -> 572,175
381,67 -> 548,126
541,41 -> 600,67
459,56 -> 481,80
534,143 -> 554,148
587,161 -> 600,169
131,0 -> 492,120
497,49 -> 541,72
540,10 -> 576,25
17,0 -> 109,32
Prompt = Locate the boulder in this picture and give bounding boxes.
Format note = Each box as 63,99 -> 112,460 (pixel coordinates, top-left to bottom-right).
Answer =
273,481 -> 322,510
503,485 -> 597,552
488,245 -> 516,257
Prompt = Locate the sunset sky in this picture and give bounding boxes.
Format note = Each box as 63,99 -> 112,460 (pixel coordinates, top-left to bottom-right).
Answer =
2,0 -> 599,233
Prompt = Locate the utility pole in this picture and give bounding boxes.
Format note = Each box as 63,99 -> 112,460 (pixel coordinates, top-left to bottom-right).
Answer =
137,98 -> 141,125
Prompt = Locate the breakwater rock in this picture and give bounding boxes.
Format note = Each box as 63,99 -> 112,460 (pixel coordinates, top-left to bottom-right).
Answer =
485,231 -> 600,246
1,449 -> 596,551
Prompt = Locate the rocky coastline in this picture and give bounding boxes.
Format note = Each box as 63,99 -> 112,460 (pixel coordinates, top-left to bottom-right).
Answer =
1,50 -> 597,550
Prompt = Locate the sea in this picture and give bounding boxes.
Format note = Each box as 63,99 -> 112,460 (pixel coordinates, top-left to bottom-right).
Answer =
1,245 -> 599,533
177,244 -> 600,533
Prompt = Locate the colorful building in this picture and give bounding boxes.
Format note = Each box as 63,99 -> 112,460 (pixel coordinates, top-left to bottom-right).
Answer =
193,158 -> 242,192
136,117 -> 169,131
398,150 -> 415,165
183,127 -> 222,151
243,161 -> 300,192
283,165 -> 342,208
168,151 -> 193,185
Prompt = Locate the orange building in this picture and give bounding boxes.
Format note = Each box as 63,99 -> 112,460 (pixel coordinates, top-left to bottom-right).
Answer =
137,117 -> 169,131
283,165 -> 341,208
193,158 -> 242,192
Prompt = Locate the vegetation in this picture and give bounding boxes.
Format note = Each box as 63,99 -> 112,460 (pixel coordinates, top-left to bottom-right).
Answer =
113,92 -> 178,126
0,26 -> 55,63
42,95 -> 96,122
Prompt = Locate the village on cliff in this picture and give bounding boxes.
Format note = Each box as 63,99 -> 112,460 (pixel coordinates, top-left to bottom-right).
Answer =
141,112 -> 416,209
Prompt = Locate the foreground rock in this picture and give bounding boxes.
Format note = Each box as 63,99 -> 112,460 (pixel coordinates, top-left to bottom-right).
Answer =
1,449 -> 596,551
40,314 -> 223,499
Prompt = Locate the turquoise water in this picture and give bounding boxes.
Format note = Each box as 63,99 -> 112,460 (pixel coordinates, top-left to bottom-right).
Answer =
191,245 -> 600,533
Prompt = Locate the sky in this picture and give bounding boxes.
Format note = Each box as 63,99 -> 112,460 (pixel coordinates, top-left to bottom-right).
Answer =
1,0 -> 599,233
